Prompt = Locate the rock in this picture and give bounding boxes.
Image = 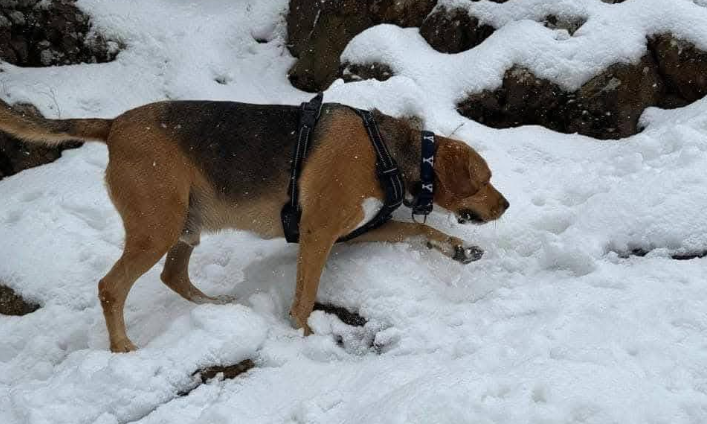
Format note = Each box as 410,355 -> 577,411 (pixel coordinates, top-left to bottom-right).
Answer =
420,7 -> 495,54
287,0 -> 374,92
543,14 -> 586,36
0,284 -> 39,316
341,61 -> 393,83
8,11 -> 25,25
369,0 -> 437,27
286,0 -> 437,92
650,34 -> 707,106
566,55 -> 663,139
458,55 -> 664,140
0,102 -> 82,180
457,66 -> 567,133
9,38 -> 28,62
313,302 -> 367,327
0,0 -> 120,67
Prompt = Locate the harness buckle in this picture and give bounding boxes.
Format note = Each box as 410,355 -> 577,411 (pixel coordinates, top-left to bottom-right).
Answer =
299,92 -> 323,129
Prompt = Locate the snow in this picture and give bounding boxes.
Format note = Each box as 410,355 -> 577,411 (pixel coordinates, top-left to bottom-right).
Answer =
342,0 -> 707,93
1,0 -> 707,423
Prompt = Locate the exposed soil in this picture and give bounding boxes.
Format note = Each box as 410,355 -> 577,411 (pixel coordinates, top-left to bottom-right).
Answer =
0,283 -> 40,316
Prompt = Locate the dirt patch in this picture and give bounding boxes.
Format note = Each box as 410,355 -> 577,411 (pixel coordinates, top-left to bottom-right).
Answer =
177,359 -> 255,397
194,359 -> 256,383
616,248 -> 707,261
0,284 -> 40,316
313,302 -> 367,327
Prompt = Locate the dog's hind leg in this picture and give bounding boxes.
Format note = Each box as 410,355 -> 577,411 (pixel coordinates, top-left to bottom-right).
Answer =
160,236 -> 234,305
99,236 -> 176,353
98,159 -> 190,352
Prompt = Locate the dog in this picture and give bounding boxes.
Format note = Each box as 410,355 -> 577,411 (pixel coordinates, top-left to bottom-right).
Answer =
0,99 -> 509,352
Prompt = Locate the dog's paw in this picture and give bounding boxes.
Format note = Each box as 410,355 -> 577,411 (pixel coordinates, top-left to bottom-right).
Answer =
453,245 -> 484,264
289,306 -> 314,336
110,339 -> 137,353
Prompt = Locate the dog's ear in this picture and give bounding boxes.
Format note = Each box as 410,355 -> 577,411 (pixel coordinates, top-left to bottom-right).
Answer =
435,140 -> 479,199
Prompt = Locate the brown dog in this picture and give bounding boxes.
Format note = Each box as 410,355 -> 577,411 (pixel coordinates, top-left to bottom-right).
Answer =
0,100 -> 509,352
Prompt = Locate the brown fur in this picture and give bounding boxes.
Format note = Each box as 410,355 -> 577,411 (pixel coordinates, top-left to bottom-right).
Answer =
0,101 -> 111,145
0,100 -> 508,351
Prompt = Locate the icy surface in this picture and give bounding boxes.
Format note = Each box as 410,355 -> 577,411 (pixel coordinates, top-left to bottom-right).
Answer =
1,0 -> 707,423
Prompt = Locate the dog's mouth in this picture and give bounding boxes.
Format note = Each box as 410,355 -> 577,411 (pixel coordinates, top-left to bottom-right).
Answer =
456,209 -> 486,225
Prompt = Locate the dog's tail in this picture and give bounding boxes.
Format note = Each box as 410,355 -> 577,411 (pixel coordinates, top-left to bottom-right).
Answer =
0,102 -> 112,145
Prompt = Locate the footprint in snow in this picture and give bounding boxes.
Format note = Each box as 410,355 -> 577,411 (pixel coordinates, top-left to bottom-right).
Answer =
2,209 -> 22,225
61,202 -> 109,231
20,190 -> 44,203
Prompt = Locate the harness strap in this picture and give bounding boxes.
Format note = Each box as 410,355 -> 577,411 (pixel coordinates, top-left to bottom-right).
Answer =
281,92 -> 323,243
338,110 -> 405,242
281,94 -> 406,243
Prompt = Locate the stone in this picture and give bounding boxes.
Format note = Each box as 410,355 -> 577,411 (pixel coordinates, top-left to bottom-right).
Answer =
341,61 -> 393,83
287,0 -> 374,92
286,0 -> 437,92
369,0 -> 437,27
0,0 -> 120,67
8,11 -> 25,25
543,14 -> 586,36
650,34 -> 707,106
420,7 -> 495,54
457,55 -> 665,140
565,55 -> 663,139
457,66 -> 567,133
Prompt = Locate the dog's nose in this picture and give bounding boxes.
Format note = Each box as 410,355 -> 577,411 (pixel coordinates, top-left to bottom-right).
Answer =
502,198 -> 510,210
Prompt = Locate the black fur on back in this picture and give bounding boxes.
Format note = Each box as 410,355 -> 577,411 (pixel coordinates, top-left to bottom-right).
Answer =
163,101 -> 301,201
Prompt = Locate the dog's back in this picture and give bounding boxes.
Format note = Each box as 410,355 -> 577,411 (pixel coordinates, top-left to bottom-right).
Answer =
159,101 -> 300,202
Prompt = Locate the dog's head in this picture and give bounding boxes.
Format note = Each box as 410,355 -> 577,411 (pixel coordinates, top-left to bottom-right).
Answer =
433,137 -> 509,224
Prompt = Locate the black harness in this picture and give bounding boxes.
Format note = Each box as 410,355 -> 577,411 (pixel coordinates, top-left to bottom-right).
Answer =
281,93 -> 436,243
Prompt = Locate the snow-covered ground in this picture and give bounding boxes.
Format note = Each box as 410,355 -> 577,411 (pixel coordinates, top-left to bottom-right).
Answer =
1,0 -> 707,423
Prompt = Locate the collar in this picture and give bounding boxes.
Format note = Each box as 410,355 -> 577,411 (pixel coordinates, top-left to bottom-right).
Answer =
407,130 -> 436,221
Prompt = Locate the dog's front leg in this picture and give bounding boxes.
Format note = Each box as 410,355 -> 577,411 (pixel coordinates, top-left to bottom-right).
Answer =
290,222 -> 339,335
346,221 -> 483,264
